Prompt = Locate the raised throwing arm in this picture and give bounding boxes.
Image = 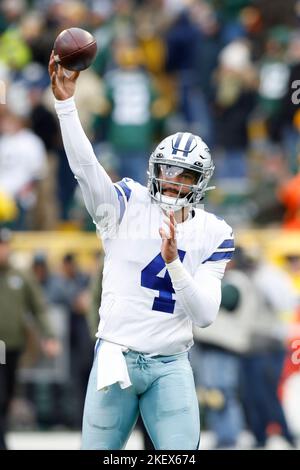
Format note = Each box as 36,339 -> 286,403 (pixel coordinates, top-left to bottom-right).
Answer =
48,51 -> 120,234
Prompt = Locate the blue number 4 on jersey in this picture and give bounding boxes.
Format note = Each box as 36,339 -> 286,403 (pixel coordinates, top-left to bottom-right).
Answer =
141,250 -> 186,314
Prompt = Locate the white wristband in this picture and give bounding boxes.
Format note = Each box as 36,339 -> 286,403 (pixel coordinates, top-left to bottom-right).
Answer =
166,257 -> 189,285
54,96 -> 76,115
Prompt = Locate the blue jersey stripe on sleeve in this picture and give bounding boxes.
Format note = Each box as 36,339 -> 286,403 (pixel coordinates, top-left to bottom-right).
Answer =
114,185 -> 126,222
203,251 -> 234,263
115,179 -> 132,202
218,239 -> 234,249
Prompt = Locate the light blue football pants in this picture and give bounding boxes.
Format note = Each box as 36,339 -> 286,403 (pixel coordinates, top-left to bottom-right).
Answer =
81,348 -> 200,450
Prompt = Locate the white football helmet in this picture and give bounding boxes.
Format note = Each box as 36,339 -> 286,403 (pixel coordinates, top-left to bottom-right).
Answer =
148,132 -> 215,211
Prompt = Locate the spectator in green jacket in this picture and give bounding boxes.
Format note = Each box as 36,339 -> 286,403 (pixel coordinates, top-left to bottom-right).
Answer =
0,227 -> 59,449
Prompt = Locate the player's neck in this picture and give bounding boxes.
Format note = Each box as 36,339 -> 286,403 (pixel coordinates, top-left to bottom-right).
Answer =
177,207 -> 188,223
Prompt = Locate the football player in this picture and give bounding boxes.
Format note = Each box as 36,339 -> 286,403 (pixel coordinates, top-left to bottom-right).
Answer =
49,52 -> 234,450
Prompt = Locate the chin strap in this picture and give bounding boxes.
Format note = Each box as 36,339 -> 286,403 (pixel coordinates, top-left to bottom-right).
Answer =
155,192 -> 188,212
153,183 -> 216,211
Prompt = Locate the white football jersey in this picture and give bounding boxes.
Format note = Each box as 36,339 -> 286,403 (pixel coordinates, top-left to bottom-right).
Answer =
55,97 -> 234,356
96,178 -> 234,355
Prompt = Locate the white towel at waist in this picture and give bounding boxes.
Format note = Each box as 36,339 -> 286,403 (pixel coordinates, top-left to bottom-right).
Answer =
96,339 -> 132,391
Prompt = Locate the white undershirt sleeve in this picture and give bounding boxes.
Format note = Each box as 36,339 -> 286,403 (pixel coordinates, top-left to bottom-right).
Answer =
166,257 -> 227,327
54,96 -> 120,234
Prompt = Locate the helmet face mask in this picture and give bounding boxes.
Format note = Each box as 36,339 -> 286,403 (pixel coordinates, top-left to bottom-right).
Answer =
154,164 -> 201,209
148,132 -> 215,212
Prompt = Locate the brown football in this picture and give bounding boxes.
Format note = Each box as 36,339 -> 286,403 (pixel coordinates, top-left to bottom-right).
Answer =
53,27 -> 97,71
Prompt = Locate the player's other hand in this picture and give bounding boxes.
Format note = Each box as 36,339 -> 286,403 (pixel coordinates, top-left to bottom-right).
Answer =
48,50 -> 80,100
159,210 -> 178,264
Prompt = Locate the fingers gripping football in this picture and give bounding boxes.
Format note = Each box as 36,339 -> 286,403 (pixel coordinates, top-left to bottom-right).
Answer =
48,50 -> 80,100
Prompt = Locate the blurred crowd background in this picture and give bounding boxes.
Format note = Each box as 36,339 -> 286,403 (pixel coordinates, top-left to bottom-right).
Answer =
1,0 -> 300,450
